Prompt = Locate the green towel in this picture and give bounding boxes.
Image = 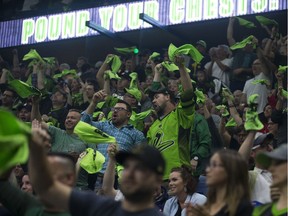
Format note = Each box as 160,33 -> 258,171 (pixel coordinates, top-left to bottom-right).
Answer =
129,72 -> 138,89
237,17 -> 256,28
74,121 -> 116,144
281,88 -> 288,99
168,43 -> 203,64
0,110 -> 31,175
230,35 -> 255,50
105,55 -> 122,74
149,52 -> 160,60
161,61 -> 191,73
80,148 -> 105,174
245,109 -> 263,131
216,105 -> 229,117
130,109 -> 152,122
251,79 -> 269,85
278,65 -> 288,73
194,88 -> 205,104
53,69 -> 77,79
8,79 -> 41,98
248,94 -> 259,105
96,96 -> 120,109
161,61 -> 179,72
43,57 -> 56,67
125,88 -> 142,102
225,117 -> 237,127
104,70 -> 121,80
255,15 -> 278,26
23,49 -> 44,63
114,46 -> 137,55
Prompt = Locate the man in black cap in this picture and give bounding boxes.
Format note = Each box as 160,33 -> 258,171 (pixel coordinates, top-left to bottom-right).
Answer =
28,127 -> 165,216
17,103 -> 32,122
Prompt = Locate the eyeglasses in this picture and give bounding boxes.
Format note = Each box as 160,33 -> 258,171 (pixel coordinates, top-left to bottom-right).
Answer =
111,107 -> 128,112
207,162 -> 224,169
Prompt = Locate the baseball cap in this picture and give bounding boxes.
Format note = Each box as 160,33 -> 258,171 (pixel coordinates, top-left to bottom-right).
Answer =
196,40 -> 207,48
17,104 -> 32,112
115,144 -> 165,175
118,70 -> 132,81
252,133 -> 274,150
256,144 -> 287,168
124,88 -> 142,102
147,87 -> 175,102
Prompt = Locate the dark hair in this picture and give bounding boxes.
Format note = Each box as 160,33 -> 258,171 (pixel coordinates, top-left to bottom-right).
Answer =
116,99 -> 132,113
53,87 -> 68,99
4,87 -> 17,98
170,165 -> 198,194
86,79 -> 99,91
47,152 -> 77,167
206,149 -> 250,216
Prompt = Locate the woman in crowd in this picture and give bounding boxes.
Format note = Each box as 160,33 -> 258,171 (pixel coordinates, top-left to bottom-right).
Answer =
163,165 -> 206,216
186,149 -> 253,216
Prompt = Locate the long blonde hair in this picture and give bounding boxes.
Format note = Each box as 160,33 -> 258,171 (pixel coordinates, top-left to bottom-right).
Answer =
206,149 -> 250,216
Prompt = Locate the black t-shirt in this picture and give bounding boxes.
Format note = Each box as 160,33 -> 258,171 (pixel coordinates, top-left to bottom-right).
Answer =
214,200 -> 253,216
69,190 -> 163,216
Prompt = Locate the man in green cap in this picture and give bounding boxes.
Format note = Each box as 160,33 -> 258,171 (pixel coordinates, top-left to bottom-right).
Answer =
147,56 -> 195,181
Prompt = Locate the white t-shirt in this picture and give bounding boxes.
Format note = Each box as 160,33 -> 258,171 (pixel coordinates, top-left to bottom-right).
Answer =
243,72 -> 269,113
205,58 -> 233,87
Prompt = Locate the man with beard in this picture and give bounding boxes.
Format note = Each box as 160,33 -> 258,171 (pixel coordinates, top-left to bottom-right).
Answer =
28,128 -> 165,216
147,56 -> 195,181
81,91 -> 146,190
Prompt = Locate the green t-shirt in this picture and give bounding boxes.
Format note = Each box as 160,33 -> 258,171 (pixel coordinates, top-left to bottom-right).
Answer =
48,126 -> 89,154
252,203 -> 288,216
147,89 -> 195,180
0,181 -> 70,216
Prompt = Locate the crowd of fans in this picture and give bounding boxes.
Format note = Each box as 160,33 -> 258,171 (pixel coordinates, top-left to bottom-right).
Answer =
0,14 -> 287,216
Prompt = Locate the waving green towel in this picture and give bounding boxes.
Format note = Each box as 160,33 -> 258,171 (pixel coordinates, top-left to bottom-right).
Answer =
0,110 -> 31,175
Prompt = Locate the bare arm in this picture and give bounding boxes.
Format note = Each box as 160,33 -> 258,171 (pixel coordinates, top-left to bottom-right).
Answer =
85,90 -> 107,115
227,17 -> 236,46
238,131 -> 256,162
103,76 -> 111,96
32,63 -> 45,90
31,96 -> 48,130
12,49 -> 20,73
96,55 -> 111,89
0,69 -> 9,84
102,144 -> 118,198
175,56 -> 193,91
29,125 -> 71,210
219,116 -> 231,148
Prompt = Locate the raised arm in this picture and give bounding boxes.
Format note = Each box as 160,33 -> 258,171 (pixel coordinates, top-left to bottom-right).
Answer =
238,130 -> 256,162
31,96 -> 48,130
12,49 -> 20,74
29,127 -> 71,210
227,17 -> 236,46
175,55 -> 193,91
102,144 -> 118,198
96,55 -> 111,89
85,90 -> 107,115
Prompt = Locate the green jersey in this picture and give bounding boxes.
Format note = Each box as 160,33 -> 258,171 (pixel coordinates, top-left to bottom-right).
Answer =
147,89 -> 195,180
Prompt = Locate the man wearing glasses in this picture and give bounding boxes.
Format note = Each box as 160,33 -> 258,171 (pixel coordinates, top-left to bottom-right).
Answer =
81,90 -> 146,190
